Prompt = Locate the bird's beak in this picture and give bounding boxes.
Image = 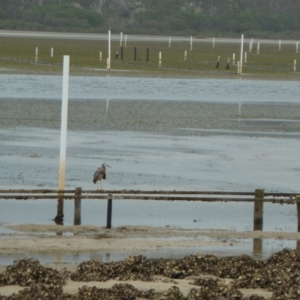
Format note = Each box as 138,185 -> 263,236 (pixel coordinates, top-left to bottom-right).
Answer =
106,165 -> 111,168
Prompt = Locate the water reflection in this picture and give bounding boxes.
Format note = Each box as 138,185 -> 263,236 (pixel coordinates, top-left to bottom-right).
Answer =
253,238 -> 263,260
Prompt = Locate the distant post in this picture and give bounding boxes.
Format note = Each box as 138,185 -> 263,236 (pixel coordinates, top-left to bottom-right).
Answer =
169,37 -> 171,48
239,34 -> 244,74
190,36 -> 193,51
107,29 -> 111,70
159,51 -> 162,67
279,39 -> 281,50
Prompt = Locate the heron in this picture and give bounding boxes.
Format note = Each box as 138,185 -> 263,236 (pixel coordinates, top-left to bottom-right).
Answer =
93,163 -> 111,190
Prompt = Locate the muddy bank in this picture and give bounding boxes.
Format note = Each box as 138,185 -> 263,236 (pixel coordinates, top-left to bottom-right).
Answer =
1,99 -> 300,135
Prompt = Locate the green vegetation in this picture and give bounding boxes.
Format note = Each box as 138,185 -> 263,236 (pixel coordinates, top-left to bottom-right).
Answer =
1,1 -> 300,38
1,36 -> 300,79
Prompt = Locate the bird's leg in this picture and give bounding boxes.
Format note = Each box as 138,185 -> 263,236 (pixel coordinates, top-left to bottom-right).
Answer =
100,180 -> 103,190
96,181 -> 99,191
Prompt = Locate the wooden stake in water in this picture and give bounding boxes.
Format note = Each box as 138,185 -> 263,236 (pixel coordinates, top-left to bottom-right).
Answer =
51,47 -> 54,58
56,55 -> 70,223
99,51 -> 102,61
239,103 -> 241,115
245,52 -> 247,63
239,34 -> 244,74
237,61 -> 240,74
107,30 -> 111,70
159,51 -> 162,67
120,32 -> 123,46
74,187 -> 81,226
296,42 -> 299,54
169,37 -> 171,48
184,50 -> 187,61
293,59 -> 297,72
253,189 -> 264,231
233,53 -> 235,65
125,34 -> 127,47
213,38 -> 215,48
257,42 -> 260,54
190,36 -> 193,51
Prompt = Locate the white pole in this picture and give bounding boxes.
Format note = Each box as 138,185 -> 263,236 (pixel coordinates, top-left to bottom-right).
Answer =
240,34 -> 244,74
107,30 -> 111,70
169,37 -> 171,48
100,51 -> 102,61
296,42 -> 299,54
120,32 -> 123,46
257,42 -> 260,54
293,59 -> 297,72
125,34 -> 127,47
279,39 -> 281,50
245,52 -> 247,63
106,99 -> 109,113
233,53 -> 235,65
213,38 -> 215,48
159,52 -> 162,67
51,47 -> 53,58
58,55 -> 70,192
190,36 -> 193,51
184,50 -> 187,61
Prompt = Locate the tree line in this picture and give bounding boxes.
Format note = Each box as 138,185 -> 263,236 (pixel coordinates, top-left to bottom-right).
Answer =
0,0 -> 300,38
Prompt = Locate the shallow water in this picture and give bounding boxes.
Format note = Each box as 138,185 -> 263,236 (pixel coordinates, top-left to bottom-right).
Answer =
0,75 -> 300,103
0,75 -> 300,263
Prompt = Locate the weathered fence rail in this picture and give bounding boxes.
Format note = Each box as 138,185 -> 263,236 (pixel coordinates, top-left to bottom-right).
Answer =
1,188 -> 299,230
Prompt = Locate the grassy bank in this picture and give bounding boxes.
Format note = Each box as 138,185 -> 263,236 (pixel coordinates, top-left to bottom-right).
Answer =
0,36 -> 300,79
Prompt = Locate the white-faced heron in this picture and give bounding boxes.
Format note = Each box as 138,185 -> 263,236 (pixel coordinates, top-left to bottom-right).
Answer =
93,163 -> 111,190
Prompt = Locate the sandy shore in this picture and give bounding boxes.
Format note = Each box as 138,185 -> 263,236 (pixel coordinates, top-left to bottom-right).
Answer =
0,225 -> 282,298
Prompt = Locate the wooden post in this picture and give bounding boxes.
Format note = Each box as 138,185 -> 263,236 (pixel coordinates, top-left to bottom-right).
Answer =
146,48 -> 149,62
106,193 -> 113,229
121,47 -> 123,60
296,196 -> 300,232
253,189 -> 264,231
74,187 -> 81,225
134,47 -> 137,61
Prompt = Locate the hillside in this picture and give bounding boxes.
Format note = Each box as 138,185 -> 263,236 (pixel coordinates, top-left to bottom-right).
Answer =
0,0 -> 300,38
